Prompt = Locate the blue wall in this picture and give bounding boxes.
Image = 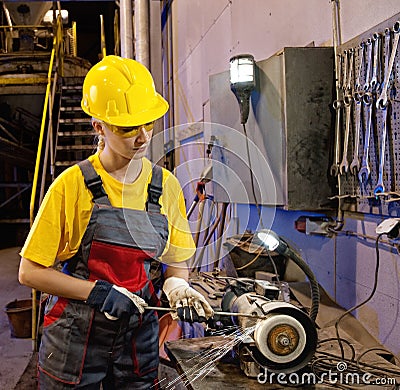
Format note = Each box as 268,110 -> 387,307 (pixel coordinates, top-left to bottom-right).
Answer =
234,205 -> 400,357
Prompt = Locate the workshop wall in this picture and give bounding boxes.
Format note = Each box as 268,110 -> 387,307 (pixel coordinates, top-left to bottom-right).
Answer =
170,0 -> 400,357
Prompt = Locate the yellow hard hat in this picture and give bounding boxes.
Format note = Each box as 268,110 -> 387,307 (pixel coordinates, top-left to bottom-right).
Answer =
81,55 -> 169,126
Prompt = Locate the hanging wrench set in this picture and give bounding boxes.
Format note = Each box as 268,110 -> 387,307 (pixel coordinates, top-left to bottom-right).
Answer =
331,14 -> 400,215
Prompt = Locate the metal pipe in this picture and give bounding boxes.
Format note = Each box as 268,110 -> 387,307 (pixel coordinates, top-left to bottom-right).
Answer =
2,4 -> 12,28
100,15 -> 107,58
49,72 -> 58,178
214,203 -> 229,269
134,0 -> 150,68
331,0 -> 344,232
2,3 -> 13,52
29,36 -> 56,351
0,185 -> 31,209
192,206 -> 224,272
71,21 -> 77,57
144,305 -> 267,320
120,0 -> 134,58
39,71 -> 58,204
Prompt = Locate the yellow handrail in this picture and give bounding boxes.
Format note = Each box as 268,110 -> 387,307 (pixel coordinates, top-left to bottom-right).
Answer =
29,39 -> 55,226
28,12 -> 65,349
29,37 -> 56,348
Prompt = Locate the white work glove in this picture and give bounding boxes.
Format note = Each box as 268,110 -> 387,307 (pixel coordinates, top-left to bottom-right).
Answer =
163,277 -> 214,323
86,280 -> 147,320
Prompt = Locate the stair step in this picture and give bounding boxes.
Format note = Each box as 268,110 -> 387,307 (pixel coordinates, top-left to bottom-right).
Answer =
61,96 -> 82,103
60,106 -> 82,112
58,131 -> 95,137
0,218 -> 30,223
62,76 -> 85,85
56,145 -> 95,150
55,161 -> 81,167
59,118 -> 90,124
61,91 -> 82,97
59,113 -> 88,120
62,85 -> 82,90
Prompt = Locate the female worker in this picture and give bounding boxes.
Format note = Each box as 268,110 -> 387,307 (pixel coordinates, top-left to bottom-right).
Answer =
18,55 -> 213,389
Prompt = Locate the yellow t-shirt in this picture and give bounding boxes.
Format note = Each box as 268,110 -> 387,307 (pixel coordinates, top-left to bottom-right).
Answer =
20,153 -> 196,267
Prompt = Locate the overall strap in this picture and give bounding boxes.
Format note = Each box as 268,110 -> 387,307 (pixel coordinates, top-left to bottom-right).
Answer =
78,159 -> 111,205
146,164 -> 163,213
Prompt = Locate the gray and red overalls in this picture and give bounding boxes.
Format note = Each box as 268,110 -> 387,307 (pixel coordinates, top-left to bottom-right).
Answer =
38,159 -> 168,389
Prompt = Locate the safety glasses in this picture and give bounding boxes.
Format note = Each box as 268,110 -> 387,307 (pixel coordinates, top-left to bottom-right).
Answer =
106,122 -> 154,138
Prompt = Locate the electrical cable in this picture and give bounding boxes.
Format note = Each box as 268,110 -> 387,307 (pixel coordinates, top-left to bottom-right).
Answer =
242,123 -> 264,228
330,227 -> 398,251
266,251 -> 288,301
230,236 -> 286,300
310,262 -> 400,387
334,233 -> 383,360
356,359 -> 400,376
283,243 -> 320,321
234,251 -> 262,271
317,337 -> 356,361
357,347 -> 400,368
267,252 -> 280,282
310,351 -> 400,389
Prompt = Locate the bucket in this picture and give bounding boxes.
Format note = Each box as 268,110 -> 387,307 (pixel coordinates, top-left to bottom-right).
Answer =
4,299 -> 33,338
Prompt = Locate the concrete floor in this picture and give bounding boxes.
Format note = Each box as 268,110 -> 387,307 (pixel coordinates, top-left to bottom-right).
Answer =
0,247 -> 34,390
0,246 -> 397,389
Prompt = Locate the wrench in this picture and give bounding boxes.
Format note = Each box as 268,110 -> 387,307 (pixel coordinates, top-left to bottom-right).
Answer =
363,38 -> 373,92
355,42 -> 365,92
345,48 -> 354,94
377,21 -> 400,109
330,98 -> 343,176
339,95 -> 353,175
350,42 -> 365,175
350,93 -> 363,175
342,50 -> 349,93
382,28 -> 392,88
337,53 -> 344,90
374,107 -> 389,196
330,52 -> 344,176
358,93 -> 373,185
370,32 -> 381,92
372,22 -> 399,195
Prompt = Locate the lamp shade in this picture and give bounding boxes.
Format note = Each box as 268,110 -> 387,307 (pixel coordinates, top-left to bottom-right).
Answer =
256,229 -> 288,255
229,54 -> 256,124
229,54 -> 256,87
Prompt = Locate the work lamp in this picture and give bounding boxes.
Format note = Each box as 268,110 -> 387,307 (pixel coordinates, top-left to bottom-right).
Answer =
229,54 -> 256,124
255,229 -> 320,321
256,229 -> 288,254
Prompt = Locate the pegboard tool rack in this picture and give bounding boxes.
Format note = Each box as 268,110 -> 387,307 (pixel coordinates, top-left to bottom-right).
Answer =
336,12 -> 400,216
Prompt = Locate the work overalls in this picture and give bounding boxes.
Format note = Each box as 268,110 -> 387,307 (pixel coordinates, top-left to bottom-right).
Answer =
38,159 -> 169,389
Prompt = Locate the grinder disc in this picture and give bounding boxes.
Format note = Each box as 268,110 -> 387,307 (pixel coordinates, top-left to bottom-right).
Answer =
253,313 -> 306,364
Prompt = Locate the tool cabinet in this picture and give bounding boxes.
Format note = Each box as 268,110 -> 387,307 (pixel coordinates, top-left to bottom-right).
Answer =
209,47 -> 335,210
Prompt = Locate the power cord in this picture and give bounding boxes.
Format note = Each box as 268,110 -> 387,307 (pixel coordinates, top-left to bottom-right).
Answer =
334,233 -> 383,359
242,123 -> 264,228
311,344 -> 400,389
309,232 -> 400,388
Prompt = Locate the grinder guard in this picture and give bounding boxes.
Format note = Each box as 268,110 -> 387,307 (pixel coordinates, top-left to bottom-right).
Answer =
220,290 -> 317,374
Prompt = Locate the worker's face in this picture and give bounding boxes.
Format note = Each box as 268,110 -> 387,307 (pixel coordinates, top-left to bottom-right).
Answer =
95,121 -> 154,160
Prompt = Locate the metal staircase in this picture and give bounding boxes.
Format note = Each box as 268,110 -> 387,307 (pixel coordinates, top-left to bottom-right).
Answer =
54,76 -> 95,177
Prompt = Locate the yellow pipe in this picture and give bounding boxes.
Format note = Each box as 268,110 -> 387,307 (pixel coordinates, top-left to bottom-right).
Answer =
0,24 -> 51,29
72,21 -> 77,57
0,77 -> 49,85
29,37 -> 56,349
100,14 -> 107,58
